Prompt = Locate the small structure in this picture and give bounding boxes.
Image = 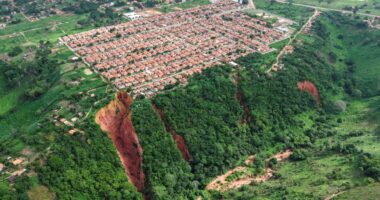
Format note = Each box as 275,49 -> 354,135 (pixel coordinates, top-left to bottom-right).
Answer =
229,61 -> 239,66
11,157 -> 25,166
71,56 -> 80,61
123,12 -> 142,20
71,117 -> 79,123
59,118 -> 74,127
68,129 -> 78,135
275,26 -> 289,33
0,23 -> 6,29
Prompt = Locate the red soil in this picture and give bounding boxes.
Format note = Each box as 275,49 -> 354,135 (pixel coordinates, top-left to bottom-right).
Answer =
236,88 -> 250,124
235,73 -> 250,124
297,81 -> 321,105
152,104 -> 191,161
95,92 -> 145,191
172,133 -> 191,161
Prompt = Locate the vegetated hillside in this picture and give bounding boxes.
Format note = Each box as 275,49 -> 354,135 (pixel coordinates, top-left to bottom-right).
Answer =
211,12 -> 380,199
153,66 -> 252,186
95,92 -> 145,191
333,15 -> 380,97
0,46 -> 142,199
131,99 -> 197,199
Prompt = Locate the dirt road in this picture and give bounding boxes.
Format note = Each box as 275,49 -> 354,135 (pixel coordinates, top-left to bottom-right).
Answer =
267,9 -> 320,73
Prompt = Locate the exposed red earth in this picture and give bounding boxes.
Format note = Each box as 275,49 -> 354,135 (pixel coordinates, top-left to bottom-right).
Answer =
152,104 -> 191,161
171,133 -> 191,161
297,80 -> 321,104
95,92 -> 145,191
235,73 -> 251,124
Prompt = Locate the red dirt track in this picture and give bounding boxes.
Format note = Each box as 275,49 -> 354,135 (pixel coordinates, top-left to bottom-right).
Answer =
95,92 -> 145,191
297,81 -> 321,104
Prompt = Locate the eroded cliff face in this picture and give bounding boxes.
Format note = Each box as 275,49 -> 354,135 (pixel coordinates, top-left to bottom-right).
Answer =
95,92 -> 145,191
297,81 -> 321,105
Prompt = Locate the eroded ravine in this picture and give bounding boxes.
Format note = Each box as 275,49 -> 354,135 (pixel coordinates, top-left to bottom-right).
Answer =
95,92 -> 145,191
234,71 -> 251,124
152,103 -> 191,161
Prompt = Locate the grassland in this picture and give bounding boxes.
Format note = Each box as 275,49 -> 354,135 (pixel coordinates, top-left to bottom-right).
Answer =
0,14 -> 94,54
254,0 -> 315,25
292,0 -> 380,15
0,46 -> 108,139
0,11 -> 107,138
337,183 -> 380,200
159,0 -> 210,13
258,96 -> 379,199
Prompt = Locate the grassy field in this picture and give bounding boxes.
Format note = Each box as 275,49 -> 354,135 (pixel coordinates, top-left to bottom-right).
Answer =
0,14 -> 94,54
0,12 -> 100,127
0,14 -> 88,36
254,0 -> 315,25
262,96 -> 378,198
218,88 -> 380,200
0,47 -> 107,139
337,183 -> 380,200
293,0 -> 380,15
0,85 -> 24,116
159,0 -> 210,13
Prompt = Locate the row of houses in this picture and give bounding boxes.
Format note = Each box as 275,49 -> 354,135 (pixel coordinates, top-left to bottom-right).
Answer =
61,0 -> 289,96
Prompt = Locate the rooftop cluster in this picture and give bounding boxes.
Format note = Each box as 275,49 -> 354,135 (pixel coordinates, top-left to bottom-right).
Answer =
61,0 -> 289,96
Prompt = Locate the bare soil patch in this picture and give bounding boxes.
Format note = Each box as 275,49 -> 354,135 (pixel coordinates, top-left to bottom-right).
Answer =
95,92 -> 145,191
206,150 -> 293,191
84,68 -> 93,75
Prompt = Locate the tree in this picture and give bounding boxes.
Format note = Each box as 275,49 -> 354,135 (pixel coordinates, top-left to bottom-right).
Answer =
8,46 -> 23,57
290,149 -> 307,161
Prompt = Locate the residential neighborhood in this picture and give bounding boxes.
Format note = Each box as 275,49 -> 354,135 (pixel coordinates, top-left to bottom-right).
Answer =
61,0 -> 291,96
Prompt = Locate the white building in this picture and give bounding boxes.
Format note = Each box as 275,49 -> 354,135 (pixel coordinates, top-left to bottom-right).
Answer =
123,12 -> 142,20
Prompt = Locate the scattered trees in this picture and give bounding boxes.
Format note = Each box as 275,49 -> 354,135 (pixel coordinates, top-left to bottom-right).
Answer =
0,41 -> 59,99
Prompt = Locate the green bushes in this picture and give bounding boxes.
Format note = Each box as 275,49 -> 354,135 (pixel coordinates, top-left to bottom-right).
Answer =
357,153 -> 380,180
0,41 -> 59,99
131,99 -> 197,199
37,121 -> 142,199
153,66 -> 252,186
7,46 -> 22,57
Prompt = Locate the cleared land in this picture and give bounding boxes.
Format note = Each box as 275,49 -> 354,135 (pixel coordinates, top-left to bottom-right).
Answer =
61,1 -> 292,96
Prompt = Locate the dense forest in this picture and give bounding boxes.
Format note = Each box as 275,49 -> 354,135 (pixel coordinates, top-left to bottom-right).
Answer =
37,121 -> 142,199
132,100 -> 198,199
153,66 -> 255,187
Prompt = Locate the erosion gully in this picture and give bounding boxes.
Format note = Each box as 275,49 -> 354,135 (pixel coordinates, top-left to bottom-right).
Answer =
152,103 -> 191,161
